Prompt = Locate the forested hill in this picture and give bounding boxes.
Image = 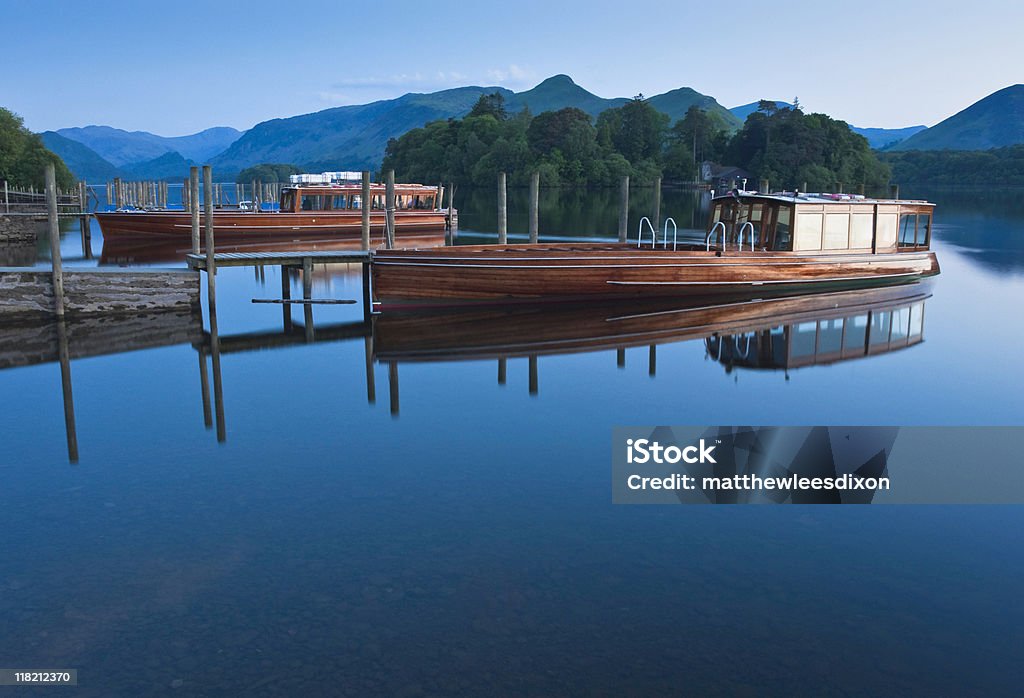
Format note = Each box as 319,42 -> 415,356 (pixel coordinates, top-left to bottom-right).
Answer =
892,84 -> 1024,151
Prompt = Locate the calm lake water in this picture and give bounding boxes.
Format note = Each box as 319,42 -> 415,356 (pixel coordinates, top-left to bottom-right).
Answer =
1,187 -> 1022,695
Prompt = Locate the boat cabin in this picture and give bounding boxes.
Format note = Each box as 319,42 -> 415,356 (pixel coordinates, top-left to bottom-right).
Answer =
278,184 -> 442,214
708,192 -> 934,253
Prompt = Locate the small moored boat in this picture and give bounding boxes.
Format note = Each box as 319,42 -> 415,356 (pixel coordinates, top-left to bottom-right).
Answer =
371,191 -> 939,307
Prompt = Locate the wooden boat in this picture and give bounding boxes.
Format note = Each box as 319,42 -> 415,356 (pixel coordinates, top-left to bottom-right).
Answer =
371,191 -> 939,307
373,283 -> 931,364
94,181 -> 449,243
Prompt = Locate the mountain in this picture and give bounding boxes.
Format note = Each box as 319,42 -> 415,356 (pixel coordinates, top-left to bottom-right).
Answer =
649,87 -> 741,129
121,151 -> 199,180
214,86 -> 510,174
214,76 -> 738,174
851,125 -> 926,150
730,101 -> 925,149
507,74 -> 627,118
54,125 -> 243,166
891,84 -> 1024,151
40,131 -> 121,181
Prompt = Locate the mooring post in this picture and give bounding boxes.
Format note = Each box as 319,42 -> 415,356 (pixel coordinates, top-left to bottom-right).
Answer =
45,164 -> 66,318
649,345 -> 657,377
890,184 -> 900,200
362,262 -> 372,322
618,175 -> 629,243
528,356 -> 538,395
209,316 -> 226,443
529,171 -> 539,243
361,170 -> 371,250
497,171 -> 507,244
79,181 -> 91,259
388,361 -> 400,417
113,177 -> 122,208
653,176 -> 662,231
203,165 -> 216,312
303,257 -> 314,343
759,178 -> 769,194
617,348 -> 626,368
190,166 -> 200,255
385,170 -> 396,249
3,179 -> 8,213
446,181 -> 455,245
498,358 -> 507,385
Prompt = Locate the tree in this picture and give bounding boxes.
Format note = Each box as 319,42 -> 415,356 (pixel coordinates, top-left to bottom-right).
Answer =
236,163 -> 301,183
468,92 -> 508,121
0,107 -> 74,189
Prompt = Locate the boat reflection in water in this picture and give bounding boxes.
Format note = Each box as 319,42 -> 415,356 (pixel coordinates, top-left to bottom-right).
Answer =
372,283 -> 931,370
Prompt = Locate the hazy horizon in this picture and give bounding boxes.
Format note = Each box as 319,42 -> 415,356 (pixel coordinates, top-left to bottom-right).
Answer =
6,0 -> 1022,135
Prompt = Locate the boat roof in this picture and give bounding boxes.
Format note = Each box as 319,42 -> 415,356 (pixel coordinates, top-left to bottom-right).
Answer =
713,190 -> 934,207
283,183 -> 439,192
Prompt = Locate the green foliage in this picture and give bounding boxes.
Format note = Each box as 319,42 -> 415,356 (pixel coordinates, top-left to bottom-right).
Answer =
381,96 -> 892,190
469,92 -> 508,121
881,146 -> 1024,184
0,107 -> 74,189
726,106 -> 890,190
236,163 -> 301,183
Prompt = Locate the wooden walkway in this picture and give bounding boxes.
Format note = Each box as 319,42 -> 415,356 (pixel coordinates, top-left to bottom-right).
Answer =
185,250 -> 373,270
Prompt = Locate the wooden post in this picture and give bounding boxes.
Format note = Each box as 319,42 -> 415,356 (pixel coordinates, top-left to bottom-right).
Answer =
617,348 -> 626,368
498,358 -> 507,385
497,171 -> 507,244
836,182 -> 843,194
198,347 -> 213,429
3,179 -> 8,213
385,169 -> 396,249
649,345 -> 657,377
203,165 -> 216,310
187,167 -> 200,254
858,182 -> 866,196
113,177 -> 122,208
528,355 -> 538,395
361,171 -> 371,250
759,178 -> 769,194
79,181 -> 91,259
303,257 -> 314,343
446,181 -> 455,245
653,176 -> 662,231
529,171 -> 539,243
45,164 -> 66,317
361,262 -> 372,322
890,184 -> 900,200
618,175 -> 629,243
251,179 -> 258,210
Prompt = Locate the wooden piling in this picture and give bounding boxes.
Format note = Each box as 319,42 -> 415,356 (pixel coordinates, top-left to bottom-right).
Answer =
388,361 -> 400,416
528,356 -> 538,395
759,178 -> 769,194
648,345 -> 656,377
190,167 -> 200,255
45,164 -> 66,318
616,348 -> 625,368
364,335 -> 376,404
113,177 -> 122,208
302,257 -> 314,342
78,181 -> 91,259
361,171 -> 371,250
618,175 -> 629,243
890,184 -> 900,200
281,267 -> 292,332
529,171 -> 539,243
385,169 -> 396,249
498,357 -> 507,385
203,166 -> 216,311
497,171 -> 507,244
56,318 -> 79,463
3,179 -> 9,213
653,176 -> 662,230
446,181 -> 455,245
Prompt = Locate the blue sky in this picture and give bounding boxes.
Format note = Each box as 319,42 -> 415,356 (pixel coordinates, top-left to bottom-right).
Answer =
5,0 -> 1021,135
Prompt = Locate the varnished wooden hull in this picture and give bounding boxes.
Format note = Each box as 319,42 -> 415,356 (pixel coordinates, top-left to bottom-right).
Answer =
94,210 -> 447,242
371,243 -> 940,307
374,283 -> 932,362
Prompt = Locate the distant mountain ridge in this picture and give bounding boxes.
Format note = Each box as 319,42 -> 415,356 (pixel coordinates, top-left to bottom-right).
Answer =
54,125 -> 243,166
891,84 -> 1024,151
214,75 -> 740,174
728,101 -> 926,149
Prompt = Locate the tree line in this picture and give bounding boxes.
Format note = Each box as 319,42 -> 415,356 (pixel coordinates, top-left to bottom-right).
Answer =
881,146 -> 1024,185
0,107 -> 74,190
381,94 -> 891,190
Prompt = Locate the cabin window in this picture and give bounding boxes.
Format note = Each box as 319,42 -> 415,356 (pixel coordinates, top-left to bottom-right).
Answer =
898,214 -> 916,246
281,192 -> 295,212
772,205 -> 792,250
898,213 -> 931,248
843,314 -> 869,352
301,195 -> 325,211
331,195 -> 348,210
868,310 -> 892,348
